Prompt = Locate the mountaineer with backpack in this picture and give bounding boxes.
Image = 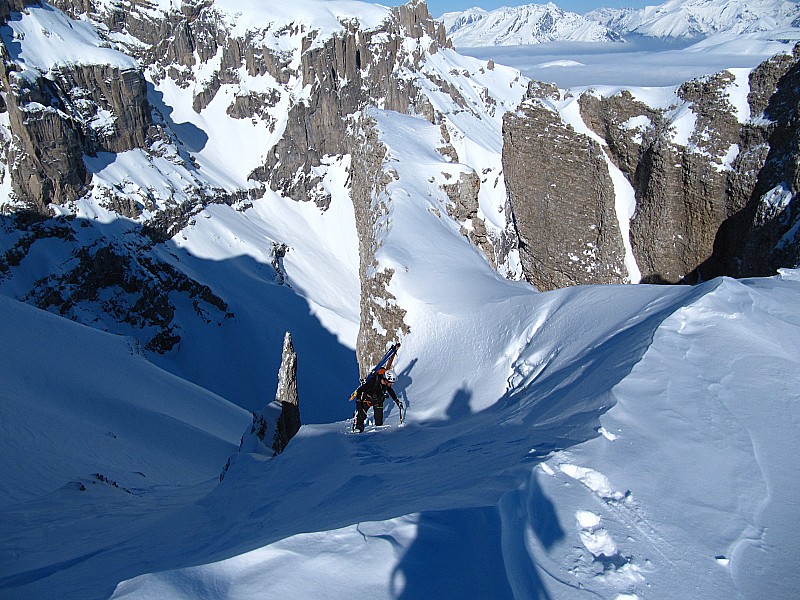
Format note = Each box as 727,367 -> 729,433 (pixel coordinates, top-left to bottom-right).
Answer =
354,367 -> 403,432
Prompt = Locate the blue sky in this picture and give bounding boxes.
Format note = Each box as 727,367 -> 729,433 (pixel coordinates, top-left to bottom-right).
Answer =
417,1 -> 654,17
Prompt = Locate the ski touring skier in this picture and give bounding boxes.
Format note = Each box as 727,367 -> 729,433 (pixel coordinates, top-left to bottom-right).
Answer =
350,343 -> 405,432
353,368 -> 403,432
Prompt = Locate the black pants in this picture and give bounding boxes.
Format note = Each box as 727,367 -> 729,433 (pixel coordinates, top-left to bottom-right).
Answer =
355,399 -> 384,432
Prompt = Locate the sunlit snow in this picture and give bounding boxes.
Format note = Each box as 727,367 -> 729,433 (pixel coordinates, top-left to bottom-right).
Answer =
1,2 -> 799,600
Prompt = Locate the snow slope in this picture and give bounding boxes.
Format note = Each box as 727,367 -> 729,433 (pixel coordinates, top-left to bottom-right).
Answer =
3,258 -> 799,598
0,295 -> 249,506
3,97 -> 800,598
1,2 -> 800,600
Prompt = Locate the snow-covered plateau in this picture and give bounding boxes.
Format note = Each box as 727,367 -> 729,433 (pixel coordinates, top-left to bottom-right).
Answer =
1,1 -> 799,599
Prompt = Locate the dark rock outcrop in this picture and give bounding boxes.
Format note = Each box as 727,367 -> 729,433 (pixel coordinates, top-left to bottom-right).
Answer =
0,215 -> 232,352
503,85 -> 627,290
272,331 -> 301,454
702,46 -> 800,278
0,0 -> 154,212
219,331 -> 302,479
1,60 -> 152,213
503,45 -> 800,289
350,116 -> 410,376
0,0 -> 28,23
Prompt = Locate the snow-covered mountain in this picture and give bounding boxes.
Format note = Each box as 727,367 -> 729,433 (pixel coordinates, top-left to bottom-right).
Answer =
443,0 -> 800,47
3,219 -> 800,599
441,3 -> 623,46
1,0 -> 800,599
587,0 -> 800,39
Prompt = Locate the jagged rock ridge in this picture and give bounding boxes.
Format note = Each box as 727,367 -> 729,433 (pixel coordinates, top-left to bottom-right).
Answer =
1,0 -> 518,375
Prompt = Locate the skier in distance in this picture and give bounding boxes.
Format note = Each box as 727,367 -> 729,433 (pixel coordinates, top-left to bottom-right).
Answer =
354,368 -> 403,432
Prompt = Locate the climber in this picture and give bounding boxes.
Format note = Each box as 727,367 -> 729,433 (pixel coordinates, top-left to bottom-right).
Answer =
354,368 -> 403,432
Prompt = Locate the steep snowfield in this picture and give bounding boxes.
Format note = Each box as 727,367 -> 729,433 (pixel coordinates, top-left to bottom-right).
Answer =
0,295 -> 250,507
2,1 -> 800,599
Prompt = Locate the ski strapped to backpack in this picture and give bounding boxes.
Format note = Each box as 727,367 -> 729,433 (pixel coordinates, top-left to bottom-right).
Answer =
350,343 -> 401,431
348,342 -> 400,402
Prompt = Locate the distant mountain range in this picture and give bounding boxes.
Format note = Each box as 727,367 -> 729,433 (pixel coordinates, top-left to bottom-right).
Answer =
441,0 -> 800,46
439,3 -> 623,46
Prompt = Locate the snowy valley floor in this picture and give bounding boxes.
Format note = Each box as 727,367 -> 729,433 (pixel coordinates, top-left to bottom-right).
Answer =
2,271 -> 799,599
459,34 -> 800,88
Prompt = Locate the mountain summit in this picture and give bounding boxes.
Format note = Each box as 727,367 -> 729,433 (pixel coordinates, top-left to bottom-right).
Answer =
441,3 -> 623,46
442,0 -> 800,47
588,0 -> 800,39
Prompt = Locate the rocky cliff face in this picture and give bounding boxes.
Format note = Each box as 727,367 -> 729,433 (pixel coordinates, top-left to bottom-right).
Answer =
0,1 -> 461,372
51,0 -> 449,209
504,82 -> 627,290
706,47 -> 800,277
258,1 -> 450,207
0,0 -> 152,213
350,115 -> 411,375
503,45 -> 800,289
581,70 -> 751,283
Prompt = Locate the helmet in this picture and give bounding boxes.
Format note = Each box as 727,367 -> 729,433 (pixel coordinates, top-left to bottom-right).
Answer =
384,369 -> 397,383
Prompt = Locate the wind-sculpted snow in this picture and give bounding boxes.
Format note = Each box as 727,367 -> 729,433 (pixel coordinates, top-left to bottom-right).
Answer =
2,244 -> 799,599
3,270 -> 792,600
